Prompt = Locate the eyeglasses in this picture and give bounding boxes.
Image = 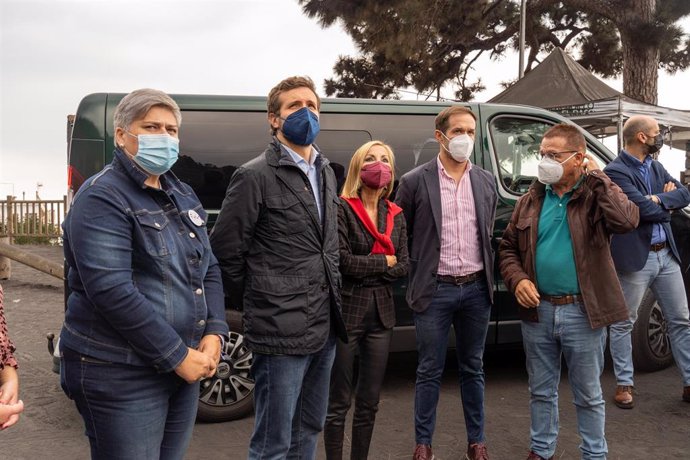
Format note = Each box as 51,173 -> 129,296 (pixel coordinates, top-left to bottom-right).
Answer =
539,150 -> 579,161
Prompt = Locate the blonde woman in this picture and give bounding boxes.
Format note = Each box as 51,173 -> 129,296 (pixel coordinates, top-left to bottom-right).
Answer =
324,141 -> 409,459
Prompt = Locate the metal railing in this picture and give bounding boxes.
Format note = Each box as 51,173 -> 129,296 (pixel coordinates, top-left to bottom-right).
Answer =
0,195 -> 67,242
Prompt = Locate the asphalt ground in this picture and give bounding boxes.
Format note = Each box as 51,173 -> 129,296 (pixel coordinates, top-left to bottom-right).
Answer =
1,244 -> 688,459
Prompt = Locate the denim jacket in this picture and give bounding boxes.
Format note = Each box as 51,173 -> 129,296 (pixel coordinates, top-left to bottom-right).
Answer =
61,149 -> 228,372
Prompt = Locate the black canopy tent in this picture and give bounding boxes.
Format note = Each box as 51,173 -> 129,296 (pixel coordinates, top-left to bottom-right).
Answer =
488,48 -> 690,151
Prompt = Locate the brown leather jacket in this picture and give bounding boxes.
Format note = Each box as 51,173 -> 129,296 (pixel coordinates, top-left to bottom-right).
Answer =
498,170 -> 639,329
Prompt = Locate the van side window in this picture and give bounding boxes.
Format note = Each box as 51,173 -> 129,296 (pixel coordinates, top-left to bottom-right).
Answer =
174,112 -> 374,210
488,117 -> 552,195
174,111 -> 438,210
318,130 -> 372,194
175,111 -> 267,212
319,113 -> 438,199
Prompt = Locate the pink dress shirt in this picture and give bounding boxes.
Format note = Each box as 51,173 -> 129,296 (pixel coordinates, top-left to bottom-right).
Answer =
436,156 -> 484,276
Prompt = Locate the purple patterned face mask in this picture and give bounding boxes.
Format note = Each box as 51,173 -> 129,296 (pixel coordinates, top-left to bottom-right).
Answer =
360,161 -> 392,189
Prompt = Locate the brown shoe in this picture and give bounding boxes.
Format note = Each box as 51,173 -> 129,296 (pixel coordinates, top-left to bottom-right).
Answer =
683,386 -> 690,402
526,452 -> 553,460
413,444 -> 434,460
614,385 -> 634,409
465,442 -> 489,460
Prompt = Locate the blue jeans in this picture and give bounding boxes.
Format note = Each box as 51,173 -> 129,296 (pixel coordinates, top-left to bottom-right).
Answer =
248,334 -> 336,460
60,346 -> 199,460
413,279 -> 491,445
610,247 -> 690,386
522,301 -> 607,460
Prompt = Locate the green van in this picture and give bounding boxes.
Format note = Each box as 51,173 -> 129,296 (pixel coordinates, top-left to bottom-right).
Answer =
61,93 -> 685,422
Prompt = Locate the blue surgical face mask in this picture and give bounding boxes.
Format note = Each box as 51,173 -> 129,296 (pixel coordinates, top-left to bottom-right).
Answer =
125,132 -> 179,176
280,107 -> 320,146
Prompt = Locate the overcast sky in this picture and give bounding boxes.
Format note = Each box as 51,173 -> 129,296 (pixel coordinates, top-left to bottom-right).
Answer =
1,0 -> 689,199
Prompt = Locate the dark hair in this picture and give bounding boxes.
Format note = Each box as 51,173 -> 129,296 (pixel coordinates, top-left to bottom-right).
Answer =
267,76 -> 320,135
542,123 -> 585,151
267,76 -> 320,115
434,106 -> 477,134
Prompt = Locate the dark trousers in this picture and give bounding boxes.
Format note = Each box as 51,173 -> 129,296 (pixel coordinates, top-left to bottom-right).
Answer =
414,279 -> 492,445
324,298 -> 392,460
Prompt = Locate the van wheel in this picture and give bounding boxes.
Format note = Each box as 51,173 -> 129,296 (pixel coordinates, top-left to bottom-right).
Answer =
196,329 -> 254,422
632,291 -> 674,372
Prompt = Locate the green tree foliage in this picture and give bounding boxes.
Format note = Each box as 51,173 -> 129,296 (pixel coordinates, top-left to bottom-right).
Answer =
299,0 -> 690,104
300,0 -> 519,101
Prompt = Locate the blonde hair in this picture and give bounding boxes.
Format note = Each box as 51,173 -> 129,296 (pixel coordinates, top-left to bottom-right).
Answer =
341,141 -> 396,199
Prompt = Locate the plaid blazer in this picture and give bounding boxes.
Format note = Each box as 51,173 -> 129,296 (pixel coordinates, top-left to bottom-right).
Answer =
338,197 -> 409,330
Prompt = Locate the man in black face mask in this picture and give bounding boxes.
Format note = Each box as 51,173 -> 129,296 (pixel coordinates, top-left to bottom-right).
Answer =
604,115 -> 690,409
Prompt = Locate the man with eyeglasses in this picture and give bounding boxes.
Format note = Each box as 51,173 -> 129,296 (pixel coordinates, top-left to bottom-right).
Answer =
499,123 -> 638,460
603,115 -> 690,409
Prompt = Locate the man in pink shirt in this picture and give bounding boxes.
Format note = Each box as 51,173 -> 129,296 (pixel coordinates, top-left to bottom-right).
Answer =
396,106 -> 498,460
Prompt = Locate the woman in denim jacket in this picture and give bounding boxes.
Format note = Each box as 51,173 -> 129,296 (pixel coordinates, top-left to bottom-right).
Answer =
60,89 -> 228,460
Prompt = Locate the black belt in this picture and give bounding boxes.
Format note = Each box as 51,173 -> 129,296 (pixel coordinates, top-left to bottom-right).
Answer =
437,271 -> 483,286
650,242 -> 667,252
541,294 -> 583,306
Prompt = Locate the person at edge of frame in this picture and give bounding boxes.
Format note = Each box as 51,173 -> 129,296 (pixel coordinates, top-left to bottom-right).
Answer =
603,115 -> 690,409
0,284 -> 23,430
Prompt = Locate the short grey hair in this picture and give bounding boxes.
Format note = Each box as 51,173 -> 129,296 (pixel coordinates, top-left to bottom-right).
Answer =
113,88 -> 182,146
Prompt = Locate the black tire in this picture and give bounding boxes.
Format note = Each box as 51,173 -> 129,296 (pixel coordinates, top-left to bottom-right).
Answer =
671,209 -> 690,306
631,290 -> 674,372
196,310 -> 254,422
225,308 -> 244,334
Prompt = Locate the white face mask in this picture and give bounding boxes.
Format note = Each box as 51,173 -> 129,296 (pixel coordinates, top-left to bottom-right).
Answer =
440,132 -> 474,162
537,152 -> 577,185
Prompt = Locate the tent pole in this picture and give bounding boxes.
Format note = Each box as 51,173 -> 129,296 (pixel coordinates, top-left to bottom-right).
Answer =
680,140 -> 690,188
616,97 -> 623,153
519,0 -> 526,79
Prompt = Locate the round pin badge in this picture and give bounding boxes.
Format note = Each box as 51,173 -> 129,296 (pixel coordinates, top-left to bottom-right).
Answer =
188,209 -> 204,227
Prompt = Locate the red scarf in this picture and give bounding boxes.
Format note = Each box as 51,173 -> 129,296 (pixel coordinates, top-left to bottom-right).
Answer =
342,197 -> 402,255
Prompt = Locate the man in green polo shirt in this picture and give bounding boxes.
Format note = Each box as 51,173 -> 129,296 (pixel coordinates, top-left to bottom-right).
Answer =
499,123 -> 639,460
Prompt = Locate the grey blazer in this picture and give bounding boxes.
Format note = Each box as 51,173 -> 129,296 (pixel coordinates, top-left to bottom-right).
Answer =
394,158 -> 497,312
